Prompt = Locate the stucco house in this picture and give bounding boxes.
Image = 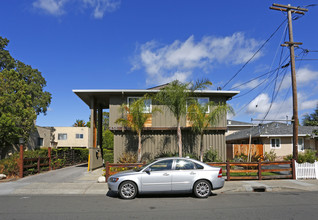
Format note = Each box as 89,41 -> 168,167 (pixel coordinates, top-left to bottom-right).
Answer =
226,122 -> 318,159
73,86 -> 239,162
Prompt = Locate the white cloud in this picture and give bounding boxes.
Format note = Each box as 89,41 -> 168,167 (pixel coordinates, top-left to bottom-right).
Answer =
32,0 -> 121,18
281,67 -> 318,89
132,33 -> 262,85
33,0 -> 67,16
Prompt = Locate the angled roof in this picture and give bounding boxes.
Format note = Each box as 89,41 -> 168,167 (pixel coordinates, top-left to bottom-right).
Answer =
73,89 -> 239,109
226,122 -> 318,141
227,120 -> 254,127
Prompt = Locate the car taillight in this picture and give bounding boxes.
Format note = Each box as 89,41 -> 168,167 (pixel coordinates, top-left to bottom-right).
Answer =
218,168 -> 222,178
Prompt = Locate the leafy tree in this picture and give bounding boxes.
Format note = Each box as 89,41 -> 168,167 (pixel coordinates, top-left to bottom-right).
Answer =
0,36 -> 51,152
73,119 -> 87,127
187,100 -> 234,161
155,79 -> 212,157
115,96 -> 160,162
302,104 -> 318,126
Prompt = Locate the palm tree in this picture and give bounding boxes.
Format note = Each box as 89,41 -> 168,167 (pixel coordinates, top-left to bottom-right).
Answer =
73,119 -> 86,127
115,96 -> 160,162
187,100 -> 234,161
155,79 -> 212,157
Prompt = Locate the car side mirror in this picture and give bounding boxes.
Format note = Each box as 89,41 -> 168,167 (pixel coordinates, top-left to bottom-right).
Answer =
144,168 -> 151,173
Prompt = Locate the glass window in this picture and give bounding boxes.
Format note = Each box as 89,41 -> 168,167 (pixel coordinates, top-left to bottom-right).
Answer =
194,163 -> 204,169
38,138 -> 43,147
271,138 -> 280,148
58,133 -> 67,140
298,138 -> 304,151
149,160 -> 173,171
187,97 -> 210,113
175,159 -> 195,170
127,97 -> 152,113
76,134 -> 84,139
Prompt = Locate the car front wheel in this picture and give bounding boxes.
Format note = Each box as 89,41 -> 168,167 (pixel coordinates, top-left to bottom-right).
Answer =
193,180 -> 211,198
119,181 -> 138,199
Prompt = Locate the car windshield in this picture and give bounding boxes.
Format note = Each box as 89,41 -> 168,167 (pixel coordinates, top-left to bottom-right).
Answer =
133,159 -> 157,172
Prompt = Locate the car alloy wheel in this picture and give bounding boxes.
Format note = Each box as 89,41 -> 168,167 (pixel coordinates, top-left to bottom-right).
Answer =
194,180 -> 211,198
119,181 -> 137,199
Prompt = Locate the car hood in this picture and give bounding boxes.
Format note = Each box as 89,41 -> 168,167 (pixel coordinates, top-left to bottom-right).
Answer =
110,170 -> 140,178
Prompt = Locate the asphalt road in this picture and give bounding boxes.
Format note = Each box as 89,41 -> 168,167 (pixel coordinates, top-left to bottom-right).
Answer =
1,191 -> 318,220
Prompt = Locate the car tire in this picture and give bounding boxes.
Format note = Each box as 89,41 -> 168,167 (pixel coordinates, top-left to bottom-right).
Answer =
193,180 -> 211,198
118,181 -> 138,199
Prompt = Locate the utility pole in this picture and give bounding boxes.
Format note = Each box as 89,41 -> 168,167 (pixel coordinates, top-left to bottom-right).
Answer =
270,3 -> 308,160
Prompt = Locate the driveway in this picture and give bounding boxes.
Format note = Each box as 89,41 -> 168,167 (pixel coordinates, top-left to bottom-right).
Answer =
0,164 -> 107,195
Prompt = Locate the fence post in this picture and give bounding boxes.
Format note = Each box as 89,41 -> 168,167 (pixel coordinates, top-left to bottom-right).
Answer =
292,159 -> 296,180
258,160 -> 262,180
226,160 -> 230,181
315,160 -> 318,180
37,157 -> 40,173
105,161 -> 109,182
48,147 -> 51,171
19,145 -> 24,178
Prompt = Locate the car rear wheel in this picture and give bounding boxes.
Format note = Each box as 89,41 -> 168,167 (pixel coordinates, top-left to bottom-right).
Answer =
193,180 -> 211,198
119,181 -> 138,199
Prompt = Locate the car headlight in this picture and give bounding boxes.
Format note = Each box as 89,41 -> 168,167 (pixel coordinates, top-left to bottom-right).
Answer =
109,177 -> 119,182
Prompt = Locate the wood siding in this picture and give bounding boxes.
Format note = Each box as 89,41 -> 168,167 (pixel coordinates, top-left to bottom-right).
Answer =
113,130 -> 226,162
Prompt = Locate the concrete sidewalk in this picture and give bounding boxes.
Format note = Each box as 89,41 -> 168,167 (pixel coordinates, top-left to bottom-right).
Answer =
1,167 -> 318,195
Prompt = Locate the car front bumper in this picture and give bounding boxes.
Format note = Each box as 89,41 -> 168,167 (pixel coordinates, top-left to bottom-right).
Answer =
108,181 -> 120,193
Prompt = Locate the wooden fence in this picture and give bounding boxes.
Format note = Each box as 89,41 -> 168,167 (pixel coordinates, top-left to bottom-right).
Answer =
105,159 -> 296,182
232,144 -> 264,157
19,145 -> 51,178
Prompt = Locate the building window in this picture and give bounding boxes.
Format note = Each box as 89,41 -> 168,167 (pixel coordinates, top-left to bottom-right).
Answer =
270,138 -> 280,148
38,138 -> 43,147
76,134 -> 84,139
187,97 -> 210,113
58,133 -> 67,140
127,97 -> 152,113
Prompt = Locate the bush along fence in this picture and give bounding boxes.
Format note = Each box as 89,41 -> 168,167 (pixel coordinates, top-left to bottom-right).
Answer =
104,160 -> 298,182
295,160 -> 318,180
18,145 -> 89,178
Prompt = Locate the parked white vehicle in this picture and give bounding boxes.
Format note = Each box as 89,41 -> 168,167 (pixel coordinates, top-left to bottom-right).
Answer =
108,157 -> 224,199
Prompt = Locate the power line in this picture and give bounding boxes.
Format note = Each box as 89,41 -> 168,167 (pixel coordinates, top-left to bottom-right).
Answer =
222,18 -> 287,89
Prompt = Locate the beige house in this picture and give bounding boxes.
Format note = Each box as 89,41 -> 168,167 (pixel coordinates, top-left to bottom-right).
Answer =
226,122 -> 318,159
53,127 -> 89,148
226,120 -> 254,136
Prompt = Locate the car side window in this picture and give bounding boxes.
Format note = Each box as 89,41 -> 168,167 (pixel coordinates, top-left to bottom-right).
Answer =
175,159 -> 195,170
194,163 -> 204,169
149,159 -> 173,171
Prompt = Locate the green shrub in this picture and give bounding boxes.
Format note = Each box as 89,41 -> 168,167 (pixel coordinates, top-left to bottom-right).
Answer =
103,149 -> 114,163
203,149 -> 221,162
118,152 -> 137,163
263,150 -> 277,162
155,151 -> 178,159
284,150 -> 318,163
0,154 -> 19,176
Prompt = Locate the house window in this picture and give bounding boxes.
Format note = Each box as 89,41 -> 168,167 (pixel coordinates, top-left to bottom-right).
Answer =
58,133 -> 67,140
293,137 -> 304,152
270,138 -> 280,148
38,138 -> 43,147
127,97 -> 152,113
76,134 -> 84,139
187,97 -> 210,113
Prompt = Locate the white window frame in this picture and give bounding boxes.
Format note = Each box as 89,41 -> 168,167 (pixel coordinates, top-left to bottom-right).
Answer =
291,137 -> 305,152
270,138 -> 281,149
58,133 -> 67,140
76,134 -> 84,139
186,97 -> 210,113
127,97 -> 152,113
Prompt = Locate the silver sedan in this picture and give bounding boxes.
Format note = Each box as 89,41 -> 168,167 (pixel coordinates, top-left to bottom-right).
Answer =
107,157 -> 224,199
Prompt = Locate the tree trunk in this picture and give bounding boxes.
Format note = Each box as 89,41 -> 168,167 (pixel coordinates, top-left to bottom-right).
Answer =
137,131 -> 142,163
177,120 -> 182,157
200,133 -> 204,162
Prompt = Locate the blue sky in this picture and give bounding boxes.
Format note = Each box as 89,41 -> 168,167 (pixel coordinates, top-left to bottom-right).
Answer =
1,0 -> 318,126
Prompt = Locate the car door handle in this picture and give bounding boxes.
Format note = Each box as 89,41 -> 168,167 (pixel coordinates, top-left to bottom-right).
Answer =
190,172 -> 196,175
163,173 -> 170,176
